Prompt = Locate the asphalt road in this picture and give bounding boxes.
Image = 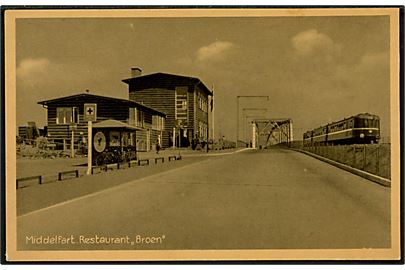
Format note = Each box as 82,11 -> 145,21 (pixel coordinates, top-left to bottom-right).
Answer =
17,148 -> 390,250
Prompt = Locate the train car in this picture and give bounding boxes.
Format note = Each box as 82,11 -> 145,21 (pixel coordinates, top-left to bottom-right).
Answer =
303,113 -> 380,146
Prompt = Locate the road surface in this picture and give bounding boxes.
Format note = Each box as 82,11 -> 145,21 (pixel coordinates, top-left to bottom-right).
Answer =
17,148 -> 390,250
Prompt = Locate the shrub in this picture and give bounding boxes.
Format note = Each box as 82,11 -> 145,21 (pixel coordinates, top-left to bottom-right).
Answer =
36,136 -> 48,150
16,136 -> 24,145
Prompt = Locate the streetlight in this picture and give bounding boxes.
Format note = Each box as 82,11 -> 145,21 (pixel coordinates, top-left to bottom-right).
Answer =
236,96 -> 269,147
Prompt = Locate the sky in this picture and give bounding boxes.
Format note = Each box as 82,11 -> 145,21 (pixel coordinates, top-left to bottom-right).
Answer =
16,15 -> 391,141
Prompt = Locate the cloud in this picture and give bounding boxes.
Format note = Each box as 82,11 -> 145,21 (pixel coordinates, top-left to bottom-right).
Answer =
358,51 -> 388,69
196,41 -> 234,62
292,29 -> 341,58
332,51 -> 390,137
17,58 -> 51,79
334,51 -> 389,82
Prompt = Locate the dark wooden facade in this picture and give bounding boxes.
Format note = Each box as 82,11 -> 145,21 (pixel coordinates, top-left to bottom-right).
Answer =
123,72 -> 213,148
38,93 -> 165,151
128,88 -> 174,148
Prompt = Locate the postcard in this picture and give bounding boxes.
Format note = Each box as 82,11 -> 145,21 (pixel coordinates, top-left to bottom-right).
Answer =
3,7 -> 402,262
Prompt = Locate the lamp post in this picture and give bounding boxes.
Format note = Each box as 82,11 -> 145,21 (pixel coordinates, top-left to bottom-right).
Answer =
236,96 -> 269,148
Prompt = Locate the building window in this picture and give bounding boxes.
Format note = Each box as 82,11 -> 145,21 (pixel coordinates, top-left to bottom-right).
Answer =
122,132 -> 129,147
129,107 -> 136,126
176,86 -> 188,124
109,131 -> 120,147
129,133 -> 136,146
152,115 -> 165,131
129,107 -> 144,127
56,107 -> 78,124
137,110 -> 144,127
197,92 -> 208,112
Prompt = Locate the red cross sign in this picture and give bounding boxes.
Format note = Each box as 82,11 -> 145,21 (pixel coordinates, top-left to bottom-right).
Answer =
84,103 -> 97,121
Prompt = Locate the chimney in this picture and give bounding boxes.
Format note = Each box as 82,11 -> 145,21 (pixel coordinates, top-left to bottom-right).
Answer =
131,67 -> 142,78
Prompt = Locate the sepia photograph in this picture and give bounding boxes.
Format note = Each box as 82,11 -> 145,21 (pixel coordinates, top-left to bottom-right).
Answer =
3,7 -> 402,262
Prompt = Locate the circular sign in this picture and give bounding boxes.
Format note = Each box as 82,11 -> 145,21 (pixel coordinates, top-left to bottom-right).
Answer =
94,131 -> 106,152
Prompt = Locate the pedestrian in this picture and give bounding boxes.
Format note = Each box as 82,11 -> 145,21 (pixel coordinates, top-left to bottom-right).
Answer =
156,139 -> 161,154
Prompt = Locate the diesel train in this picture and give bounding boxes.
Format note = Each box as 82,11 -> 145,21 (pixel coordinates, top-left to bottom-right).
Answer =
303,113 -> 380,146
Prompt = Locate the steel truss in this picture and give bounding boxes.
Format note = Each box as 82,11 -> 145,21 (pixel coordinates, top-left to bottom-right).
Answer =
251,118 -> 293,149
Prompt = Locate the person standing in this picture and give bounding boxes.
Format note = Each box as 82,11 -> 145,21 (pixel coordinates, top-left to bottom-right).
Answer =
156,135 -> 161,154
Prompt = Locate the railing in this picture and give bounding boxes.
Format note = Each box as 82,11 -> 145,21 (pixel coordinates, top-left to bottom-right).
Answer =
58,170 -> 79,181
138,159 -> 150,166
17,152 -> 185,189
168,155 -> 182,161
17,175 -> 42,189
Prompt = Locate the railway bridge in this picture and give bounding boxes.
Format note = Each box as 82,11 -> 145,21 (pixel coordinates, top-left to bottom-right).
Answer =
250,118 -> 293,149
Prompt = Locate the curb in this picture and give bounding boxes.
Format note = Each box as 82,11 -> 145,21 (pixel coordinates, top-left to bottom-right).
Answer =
292,148 -> 391,187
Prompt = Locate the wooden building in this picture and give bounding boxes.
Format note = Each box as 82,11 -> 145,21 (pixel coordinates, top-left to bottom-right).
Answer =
122,68 -> 213,148
37,93 -> 165,152
18,122 -> 46,142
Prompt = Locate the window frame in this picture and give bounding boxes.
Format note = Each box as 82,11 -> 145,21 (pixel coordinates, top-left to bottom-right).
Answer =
56,107 -> 78,125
